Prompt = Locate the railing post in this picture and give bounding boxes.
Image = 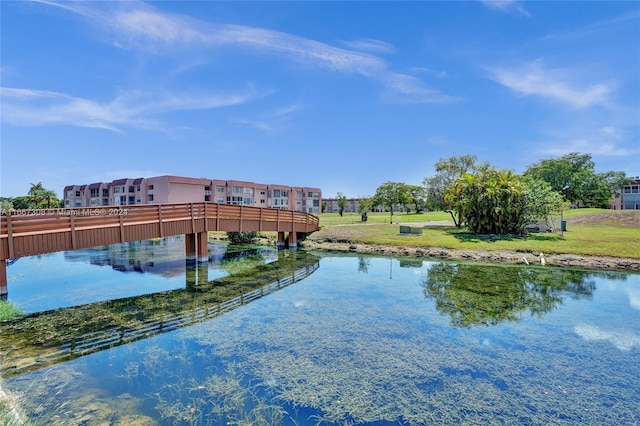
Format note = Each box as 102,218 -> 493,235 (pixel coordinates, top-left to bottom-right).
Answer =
158,204 -> 164,238
119,212 -> 125,242
204,202 -> 209,232
6,212 -> 14,259
190,203 -> 195,233
216,203 -> 220,231
259,207 -> 263,232
70,214 -> 77,249
240,205 -> 243,232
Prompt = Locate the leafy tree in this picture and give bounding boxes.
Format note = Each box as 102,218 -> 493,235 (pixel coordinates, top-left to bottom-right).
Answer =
445,167 -> 526,234
423,155 -> 488,212
357,196 -> 373,214
0,198 -> 14,211
11,196 -> 30,210
406,185 -> 426,213
520,176 -> 566,227
336,192 -> 348,217
321,201 -> 327,213
372,182 -> 410,223
524,152 -> 629,208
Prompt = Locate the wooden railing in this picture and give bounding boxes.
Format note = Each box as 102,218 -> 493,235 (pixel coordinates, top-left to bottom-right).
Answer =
0,203 -> 319,260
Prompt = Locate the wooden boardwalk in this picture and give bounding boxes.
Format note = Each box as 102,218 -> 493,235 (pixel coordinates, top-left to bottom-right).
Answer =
0,203 -> 320,292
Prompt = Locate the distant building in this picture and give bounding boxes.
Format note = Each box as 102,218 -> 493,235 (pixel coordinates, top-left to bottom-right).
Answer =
64,175 -> 322,214
322,198 -> 386,213
610,177 -> 640,210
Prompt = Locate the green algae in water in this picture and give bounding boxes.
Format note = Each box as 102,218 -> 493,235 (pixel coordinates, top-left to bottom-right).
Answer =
2,255 -> 639,425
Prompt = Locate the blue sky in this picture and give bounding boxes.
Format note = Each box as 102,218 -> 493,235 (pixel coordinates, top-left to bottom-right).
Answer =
1,1 -> 639,199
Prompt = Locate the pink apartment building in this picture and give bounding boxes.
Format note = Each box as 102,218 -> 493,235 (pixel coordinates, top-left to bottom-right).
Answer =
63,175 -> 322,214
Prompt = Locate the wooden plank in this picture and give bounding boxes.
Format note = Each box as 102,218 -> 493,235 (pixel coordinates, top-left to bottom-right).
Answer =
7,213 -> 14,259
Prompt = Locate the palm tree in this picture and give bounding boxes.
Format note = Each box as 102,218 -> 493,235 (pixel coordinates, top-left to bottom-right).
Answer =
27,182 -> 58,208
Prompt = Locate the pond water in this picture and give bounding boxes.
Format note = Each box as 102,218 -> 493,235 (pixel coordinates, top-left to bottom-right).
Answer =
1,240 -> 639,425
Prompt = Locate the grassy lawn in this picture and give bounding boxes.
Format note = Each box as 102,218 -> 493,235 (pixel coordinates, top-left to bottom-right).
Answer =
315,209 -> 640,259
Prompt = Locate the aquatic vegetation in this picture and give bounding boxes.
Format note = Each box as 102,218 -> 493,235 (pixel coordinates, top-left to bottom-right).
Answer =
0,301 -> 23,321
1,255 -> 638,425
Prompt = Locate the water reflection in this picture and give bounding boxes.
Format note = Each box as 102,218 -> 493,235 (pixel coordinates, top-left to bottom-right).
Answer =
2,255 -> 638,425
63,236 -> 277,277
0,251 -> 319,378
420,262 -> 620,328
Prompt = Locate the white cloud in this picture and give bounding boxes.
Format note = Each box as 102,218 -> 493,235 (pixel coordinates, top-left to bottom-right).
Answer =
536,125 -> 639,158
628,288 -> 640,310
488,60 -> 615,109
480,0 -> 530,17
30,0 -> 451,104
0,86 -> 265,132
340,38 -> 395,54
574,324 -> 640,351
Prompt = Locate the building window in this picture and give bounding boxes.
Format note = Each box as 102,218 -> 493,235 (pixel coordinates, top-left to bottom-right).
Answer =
233,186 -> 242,194
75,191 -> 81,196
128,186 -> 134,193
244,197 -> 253,205
274,190 -> 281,197
103,189 -> 109,197
137,185 -> 141,192
65,200 -> 70,207
217,186 -> 225,193
114,186 -> 124,194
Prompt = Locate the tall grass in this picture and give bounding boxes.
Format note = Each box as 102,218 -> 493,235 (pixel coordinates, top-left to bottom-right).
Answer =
0,301 -> 23,322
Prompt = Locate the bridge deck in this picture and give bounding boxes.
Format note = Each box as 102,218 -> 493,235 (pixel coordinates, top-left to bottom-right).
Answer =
0,202 -> 319,260
0,203 -> 319,292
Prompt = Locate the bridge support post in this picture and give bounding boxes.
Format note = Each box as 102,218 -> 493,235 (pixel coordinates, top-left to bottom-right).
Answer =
277,232 -> 286,250
0,260 -> 6,298
197,231 -> 208,264
288,231 -> 297,250
186,232 -> 209,264
185,233 -> 197,264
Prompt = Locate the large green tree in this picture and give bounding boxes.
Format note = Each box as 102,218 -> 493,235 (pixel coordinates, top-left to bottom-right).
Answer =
524,152 -> 629,208
372,182 -> 410,223
423,155 -> 488,212
445,168 -> 526,234
336,192 -> 348,217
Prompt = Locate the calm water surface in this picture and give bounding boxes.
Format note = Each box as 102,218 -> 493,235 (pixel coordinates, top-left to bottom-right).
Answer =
1,241 -> 639,425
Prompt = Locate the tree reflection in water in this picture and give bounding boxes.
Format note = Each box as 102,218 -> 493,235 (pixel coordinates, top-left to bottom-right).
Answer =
421,262 -> 626,328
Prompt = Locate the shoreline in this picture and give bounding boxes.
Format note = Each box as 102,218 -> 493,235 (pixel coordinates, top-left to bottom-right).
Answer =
301,240 -> 640,272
